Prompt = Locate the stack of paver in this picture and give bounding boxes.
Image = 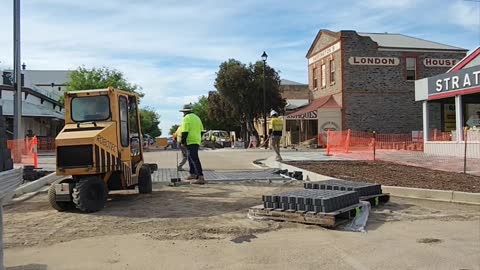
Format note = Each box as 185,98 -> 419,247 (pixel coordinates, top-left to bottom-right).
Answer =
304,179 -> 382,197
0,105 -> 13,172
262,189 -> 359,213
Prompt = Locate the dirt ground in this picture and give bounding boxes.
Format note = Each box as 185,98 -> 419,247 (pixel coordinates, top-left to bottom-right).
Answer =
287,160 -> 480,193
4,182 -> 480,270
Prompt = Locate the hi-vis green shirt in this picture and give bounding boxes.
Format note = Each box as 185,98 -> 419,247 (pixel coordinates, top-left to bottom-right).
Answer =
180,113 -> 204,145
269,117 -> 283,136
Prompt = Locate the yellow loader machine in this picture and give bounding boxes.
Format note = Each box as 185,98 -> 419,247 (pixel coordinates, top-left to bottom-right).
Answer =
48,87 -> 158,212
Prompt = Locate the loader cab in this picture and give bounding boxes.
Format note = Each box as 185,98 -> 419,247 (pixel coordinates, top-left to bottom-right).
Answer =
51,88 -> 156,213
65,88 -> 144,171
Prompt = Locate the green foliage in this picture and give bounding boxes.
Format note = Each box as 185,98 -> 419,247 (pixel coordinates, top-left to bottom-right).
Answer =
214,58 -> 285,136
139,108 -> 162,137
191,96 -> 210,128
63,66 -> 160,137
207,91 -> 239,132
60,66 -> 144,104
169,124 -> 180,135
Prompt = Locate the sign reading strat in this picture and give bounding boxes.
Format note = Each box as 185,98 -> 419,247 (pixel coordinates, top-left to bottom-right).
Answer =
286,110 -> 318,120
423,58 -> 458,67
428,65 -> 480,99
348,57 -> 400,66
308,42 -> 341,65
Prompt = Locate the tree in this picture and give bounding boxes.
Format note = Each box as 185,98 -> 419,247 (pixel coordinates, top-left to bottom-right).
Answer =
207,91 -> 240,132
64,66 -> 160,137
139,108 -> 162,137
214,59 -> 285,141
191,96 -> 211,129
66,66 -> 143,96
169,124 -> 180,135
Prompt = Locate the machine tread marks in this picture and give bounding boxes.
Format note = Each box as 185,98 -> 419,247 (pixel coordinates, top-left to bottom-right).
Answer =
73,176 -> 109,212
48,179 -> 76,211
138,165 -> 152,194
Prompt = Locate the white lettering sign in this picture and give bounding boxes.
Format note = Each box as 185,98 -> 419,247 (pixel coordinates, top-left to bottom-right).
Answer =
286,110 -> 318,120
423,58 -> 458,67
348,57 -> 400,66
430,66 -> 480,94
308,42 -> 341,65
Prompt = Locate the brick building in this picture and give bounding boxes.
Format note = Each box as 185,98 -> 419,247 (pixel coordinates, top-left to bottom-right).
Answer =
288,30 -> 468,136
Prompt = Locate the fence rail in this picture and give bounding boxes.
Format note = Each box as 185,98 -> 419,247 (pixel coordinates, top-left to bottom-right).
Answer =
326,129 -> 480,175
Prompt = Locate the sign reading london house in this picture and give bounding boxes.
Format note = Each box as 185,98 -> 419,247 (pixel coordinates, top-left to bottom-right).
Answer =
286,110 -> 318,120
423,58 -> 458,67
428,65 -> 480,98
308,42 -> 341,65
348,57 -> 400,66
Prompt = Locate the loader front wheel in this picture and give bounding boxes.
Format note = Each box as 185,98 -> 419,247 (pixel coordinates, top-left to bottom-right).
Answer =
138,165 -> 152,194
48,179 -> 75,212
73,176 -> 108,213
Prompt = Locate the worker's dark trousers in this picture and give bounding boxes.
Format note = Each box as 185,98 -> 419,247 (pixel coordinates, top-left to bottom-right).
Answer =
187,144 -> 203,177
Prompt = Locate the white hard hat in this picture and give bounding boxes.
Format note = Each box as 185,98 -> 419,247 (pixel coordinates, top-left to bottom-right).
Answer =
270,110 -> 278,116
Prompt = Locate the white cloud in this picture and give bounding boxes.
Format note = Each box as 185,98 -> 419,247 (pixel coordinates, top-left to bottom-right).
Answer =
361,0 -> 419,9
449,1 -> 480,30
0,0 -> 477,134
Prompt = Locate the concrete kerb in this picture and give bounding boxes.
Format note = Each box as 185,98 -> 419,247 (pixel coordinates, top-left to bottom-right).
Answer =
13,173 -> 67,197
257,158 -> 480,205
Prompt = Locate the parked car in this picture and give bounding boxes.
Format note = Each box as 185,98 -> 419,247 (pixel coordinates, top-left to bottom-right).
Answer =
202,130 -> 231,147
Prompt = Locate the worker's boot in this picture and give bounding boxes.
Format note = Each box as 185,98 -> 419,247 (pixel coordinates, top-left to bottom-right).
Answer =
186,174 -> 197,180
191,176 -> 206,185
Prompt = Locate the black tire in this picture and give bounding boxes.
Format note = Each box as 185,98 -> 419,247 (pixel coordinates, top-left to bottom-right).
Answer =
73,176 -> 108,213
138,165 -> 152,194
48,179 -> 76,211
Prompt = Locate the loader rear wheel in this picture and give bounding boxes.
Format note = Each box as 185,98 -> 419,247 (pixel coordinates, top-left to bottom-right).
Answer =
138,165 -> 152,194
73,176 -> 108,213
48,179 -> 75,212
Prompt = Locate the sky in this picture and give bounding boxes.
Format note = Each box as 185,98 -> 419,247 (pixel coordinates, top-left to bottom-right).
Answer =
0,0 -> 478,134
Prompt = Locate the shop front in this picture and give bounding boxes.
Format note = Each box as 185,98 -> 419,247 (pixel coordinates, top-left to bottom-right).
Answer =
415,48 -> 480,158
286,95 -> 341,146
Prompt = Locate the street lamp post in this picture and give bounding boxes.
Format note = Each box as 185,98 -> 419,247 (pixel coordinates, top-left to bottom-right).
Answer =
13,0 -> 22,163
261,51 -> 268,149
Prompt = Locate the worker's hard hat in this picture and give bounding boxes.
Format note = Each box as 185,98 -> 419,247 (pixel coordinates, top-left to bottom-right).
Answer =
270,110 -> 278,117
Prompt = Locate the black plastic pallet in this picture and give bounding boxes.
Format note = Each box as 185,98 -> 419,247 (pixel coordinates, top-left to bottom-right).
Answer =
304,179 -> 382,197
360,193 -> 390,206
262,189 -> 360,213
249,202 -> 362,228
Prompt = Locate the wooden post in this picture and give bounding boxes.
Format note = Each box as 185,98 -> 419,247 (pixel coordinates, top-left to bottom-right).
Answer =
372,131 -> 376,161
464,127 -> 468,174
326,130 -> 332,156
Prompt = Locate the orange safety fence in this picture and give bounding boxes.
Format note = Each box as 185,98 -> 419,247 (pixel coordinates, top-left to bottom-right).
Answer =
325,129 -> 480,175
7,136 -> 38,168
37,137 -> 56,152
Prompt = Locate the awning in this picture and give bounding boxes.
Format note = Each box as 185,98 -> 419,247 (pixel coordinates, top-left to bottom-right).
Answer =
0,99 -> 65,119
286,95 -> 340,119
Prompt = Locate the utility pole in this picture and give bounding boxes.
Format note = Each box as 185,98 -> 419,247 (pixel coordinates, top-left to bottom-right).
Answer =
13,0 -> 22,143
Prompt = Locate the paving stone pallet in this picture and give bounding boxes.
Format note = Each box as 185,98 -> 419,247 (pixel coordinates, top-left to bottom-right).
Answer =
262,189 -> 359,213
304,179 -> 382,197
249,202 -> 362,228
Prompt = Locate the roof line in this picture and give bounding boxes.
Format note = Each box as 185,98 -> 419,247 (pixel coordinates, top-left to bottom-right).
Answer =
396,33 -> 467,51
0,84 -> 63,107
448,46 -> 480,73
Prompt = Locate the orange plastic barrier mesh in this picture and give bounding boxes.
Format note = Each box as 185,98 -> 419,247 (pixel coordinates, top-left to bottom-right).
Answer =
325,129 -> 480,175
7,136 -> 38,168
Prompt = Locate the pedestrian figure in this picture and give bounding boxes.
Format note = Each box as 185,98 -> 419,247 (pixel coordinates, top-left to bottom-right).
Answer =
269,110 -> 283,161
173,125 -> 188,171
180,104 -> 205,184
